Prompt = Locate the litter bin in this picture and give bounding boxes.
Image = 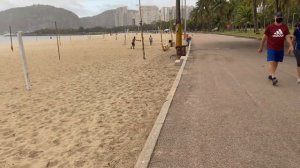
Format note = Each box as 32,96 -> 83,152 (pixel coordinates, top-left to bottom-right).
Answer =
176,46 -> 186,58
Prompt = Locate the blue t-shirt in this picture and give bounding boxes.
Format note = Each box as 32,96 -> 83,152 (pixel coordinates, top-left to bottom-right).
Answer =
293,28 -> 300,50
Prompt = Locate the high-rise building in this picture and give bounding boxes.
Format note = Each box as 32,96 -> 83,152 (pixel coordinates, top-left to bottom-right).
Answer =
115,7 -> 127,27
160,6 -> 194,22
185,6 -> 194,20
114,7 -> 139,27
161,7 -> 171,21
140,6 -> 160,24
108,5 -> 193,27
128,10 -> 139,26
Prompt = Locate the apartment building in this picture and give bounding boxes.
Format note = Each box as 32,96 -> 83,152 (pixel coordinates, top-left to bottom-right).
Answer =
140,6 -> 160,24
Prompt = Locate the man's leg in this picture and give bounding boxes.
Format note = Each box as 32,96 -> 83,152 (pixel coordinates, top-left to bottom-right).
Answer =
296,51 -> 300,80
269,61 -> 278,77
269,61 -> 279,85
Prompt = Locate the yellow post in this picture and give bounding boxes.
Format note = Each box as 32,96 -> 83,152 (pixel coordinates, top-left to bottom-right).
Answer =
176,23 -> 182,47
176,0 -> 185,57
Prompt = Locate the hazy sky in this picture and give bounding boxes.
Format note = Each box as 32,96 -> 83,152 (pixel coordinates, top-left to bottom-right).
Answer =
0,0 -> 197,17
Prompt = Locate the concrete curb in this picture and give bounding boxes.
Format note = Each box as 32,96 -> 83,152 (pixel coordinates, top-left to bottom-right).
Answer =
134,41 -> 192,168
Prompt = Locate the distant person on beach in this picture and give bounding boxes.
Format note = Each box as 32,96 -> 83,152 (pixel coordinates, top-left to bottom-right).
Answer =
131,36 -> 142,49
130,36 -> 136,49
186,35 -> 192,46
258,11 -> 294,86
149,35 -> 153,46
292,18 -> 300,83
131,36 -> 136,49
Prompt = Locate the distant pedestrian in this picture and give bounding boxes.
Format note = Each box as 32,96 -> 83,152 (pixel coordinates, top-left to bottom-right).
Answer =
258,11 -> 294,86
131,36 -> 136,49
292,18 -> 300,83
149,35 -> 153,46
186,35 -> 192,46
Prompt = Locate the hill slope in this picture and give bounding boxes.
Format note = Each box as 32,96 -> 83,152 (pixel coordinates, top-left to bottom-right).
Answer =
80,9 -> 116,28
0,5 -> 80,34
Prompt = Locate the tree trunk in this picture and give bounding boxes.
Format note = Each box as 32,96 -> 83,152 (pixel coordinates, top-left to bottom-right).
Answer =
287,8 -> 290,27
252,0 -> 259,33
263,0 -> 266,29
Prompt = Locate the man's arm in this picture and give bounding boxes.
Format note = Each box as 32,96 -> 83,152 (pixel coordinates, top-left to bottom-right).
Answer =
286,34 -> 294,55
258,34 -> 267,53
292,35 -> 296,47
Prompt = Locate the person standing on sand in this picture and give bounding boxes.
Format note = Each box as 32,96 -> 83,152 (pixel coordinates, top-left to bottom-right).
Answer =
149,35 -> 153,46
131,36 -> 136,49
292,19 -> 300,84
258,11 -> 294,86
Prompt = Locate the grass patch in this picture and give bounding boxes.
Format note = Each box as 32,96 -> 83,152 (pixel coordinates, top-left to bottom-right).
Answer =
213,30 -> 263,39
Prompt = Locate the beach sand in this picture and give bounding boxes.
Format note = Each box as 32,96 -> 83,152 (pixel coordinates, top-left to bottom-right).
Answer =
0,33 -> 179,168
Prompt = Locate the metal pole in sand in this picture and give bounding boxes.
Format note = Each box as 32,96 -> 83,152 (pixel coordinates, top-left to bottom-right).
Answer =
17,31 -> 31,90
55,21 -> 61,60
139,0 -> 146,59
9,25 -> 13,52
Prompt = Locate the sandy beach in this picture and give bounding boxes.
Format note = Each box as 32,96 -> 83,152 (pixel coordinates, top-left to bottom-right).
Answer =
0,33 -> 179,168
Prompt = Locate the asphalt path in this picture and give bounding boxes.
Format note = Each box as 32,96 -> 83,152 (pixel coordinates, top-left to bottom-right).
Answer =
149,33 -> 300,168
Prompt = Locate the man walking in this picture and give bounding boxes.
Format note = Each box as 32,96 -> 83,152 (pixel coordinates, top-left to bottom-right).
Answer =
258,12 -> 294,86
292,19 -> 300,83
149,35 -> 153,46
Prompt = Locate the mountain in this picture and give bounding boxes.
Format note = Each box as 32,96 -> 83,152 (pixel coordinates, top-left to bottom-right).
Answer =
80,9 -> 116,28
0,5 -> 80,34
0,5 -> 140,34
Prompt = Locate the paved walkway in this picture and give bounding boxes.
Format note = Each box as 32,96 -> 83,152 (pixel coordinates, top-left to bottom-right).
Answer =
149,34 -> 300,168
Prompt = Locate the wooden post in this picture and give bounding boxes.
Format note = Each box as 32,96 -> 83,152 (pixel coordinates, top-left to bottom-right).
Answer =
124,29 -> 127,45
169,12 -> 174,42
139,0 -> 146,59
160,15 -> 163,45
9,25 -> 13,52
17,31 -> 31,90
55,21 -> 61,60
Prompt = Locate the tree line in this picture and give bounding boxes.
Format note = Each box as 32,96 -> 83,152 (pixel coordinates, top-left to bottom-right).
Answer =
27,0 -> 300,36
25,21 -> 176,36
189,0 -> 300,32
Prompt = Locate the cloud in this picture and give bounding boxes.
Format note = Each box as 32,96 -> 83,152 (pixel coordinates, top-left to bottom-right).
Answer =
0,0 -> 197,17
0,0 -> 14,11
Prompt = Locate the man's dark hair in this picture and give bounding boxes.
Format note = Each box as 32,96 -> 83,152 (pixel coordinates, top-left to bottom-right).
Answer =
275,11 -> 283,17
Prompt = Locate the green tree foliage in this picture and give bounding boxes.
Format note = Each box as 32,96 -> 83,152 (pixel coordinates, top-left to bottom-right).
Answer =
27,21 -> 177,36
190,0 -> 300,31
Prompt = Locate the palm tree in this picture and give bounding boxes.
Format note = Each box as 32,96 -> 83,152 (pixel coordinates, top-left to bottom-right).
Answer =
235,5 -> 253,32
